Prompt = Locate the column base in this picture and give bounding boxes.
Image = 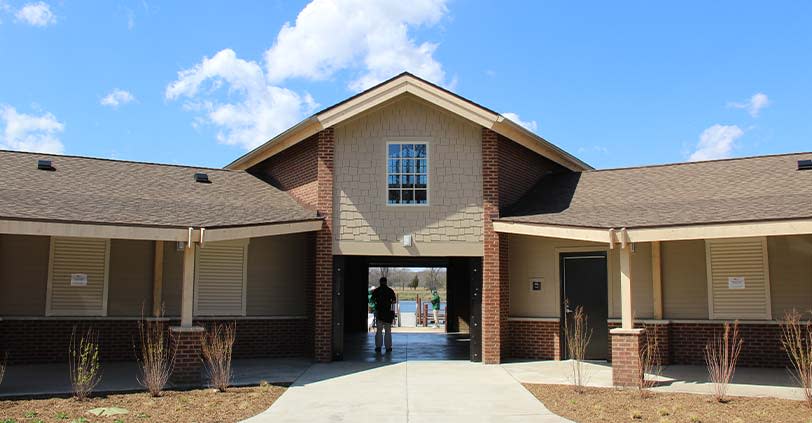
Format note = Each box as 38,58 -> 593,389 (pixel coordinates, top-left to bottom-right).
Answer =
170,326 -> 205,387
610,328 -> 645,387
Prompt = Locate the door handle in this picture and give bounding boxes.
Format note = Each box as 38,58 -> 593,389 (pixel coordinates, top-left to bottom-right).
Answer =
565,307 -> 573,314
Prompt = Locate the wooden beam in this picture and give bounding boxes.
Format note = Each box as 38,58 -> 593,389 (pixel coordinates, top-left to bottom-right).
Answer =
651,241 -> 663,320
180,243 -> 195,327
152,241 -> 164,317
619,246 -> 634,330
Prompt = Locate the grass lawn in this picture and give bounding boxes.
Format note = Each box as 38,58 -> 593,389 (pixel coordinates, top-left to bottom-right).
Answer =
524,383 -> 812,423
0,384 -> 286,423
392,288 -> 446,302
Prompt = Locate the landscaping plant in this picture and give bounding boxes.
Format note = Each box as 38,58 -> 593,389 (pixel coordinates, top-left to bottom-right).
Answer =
69,327 -> 102,401
201,322 -> 236,392
704,321 -> 742,402
637,325 -> 663,397
136,311 -> 175,397
0,352 -> 7,386
780,309 -> 812,407
563,299 -> 592,393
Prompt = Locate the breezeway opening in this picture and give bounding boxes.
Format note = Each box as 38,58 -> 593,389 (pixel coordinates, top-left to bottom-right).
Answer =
332,256 -> 482,362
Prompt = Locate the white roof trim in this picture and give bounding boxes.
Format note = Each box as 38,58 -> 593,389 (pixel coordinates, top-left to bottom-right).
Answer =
226,73 -> 590,172
493,218 -> 812,243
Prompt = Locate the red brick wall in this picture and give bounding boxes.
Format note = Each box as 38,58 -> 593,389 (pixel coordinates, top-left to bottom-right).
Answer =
170,326 -> 204,386
508,320 -> 560,360
482,127 -> 508,364
249,134 -> 319,208
0,318 -> 311,365
607,321 -> 671,365
314,128 -> 335,362
611,329 -> 644,387
496,135 -> 563,208
671,322 -> 787,368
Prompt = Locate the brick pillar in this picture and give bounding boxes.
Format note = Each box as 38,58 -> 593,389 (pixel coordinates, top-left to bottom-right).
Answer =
314,127 -> 335,362
611,328 -> 645,387
170,326 -> 204,386
482,127 -> 509,364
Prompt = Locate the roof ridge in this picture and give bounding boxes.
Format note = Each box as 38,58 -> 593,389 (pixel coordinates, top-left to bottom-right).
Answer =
585,151 -> 812,173
0,149 -> 243,173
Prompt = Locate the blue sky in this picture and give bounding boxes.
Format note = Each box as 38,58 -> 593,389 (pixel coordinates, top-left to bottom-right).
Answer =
1,1 -> 810,169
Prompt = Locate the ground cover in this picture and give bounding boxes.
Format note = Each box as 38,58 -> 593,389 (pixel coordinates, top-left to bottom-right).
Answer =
0,384 -> 285,423
524,383 -> 811,423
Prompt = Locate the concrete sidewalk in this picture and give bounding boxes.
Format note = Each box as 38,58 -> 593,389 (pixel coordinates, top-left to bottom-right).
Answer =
503,360 -> 806,401
245,360 -> 571,423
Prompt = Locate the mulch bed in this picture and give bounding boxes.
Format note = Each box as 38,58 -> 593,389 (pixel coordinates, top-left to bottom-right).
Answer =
0,384 -> 286,423
524,383 -> 812,423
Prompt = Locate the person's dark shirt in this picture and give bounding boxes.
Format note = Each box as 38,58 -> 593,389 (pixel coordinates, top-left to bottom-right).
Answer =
372,285 -> 397,323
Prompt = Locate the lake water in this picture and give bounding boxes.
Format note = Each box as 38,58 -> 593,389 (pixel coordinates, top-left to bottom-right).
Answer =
399,300 -> 446,313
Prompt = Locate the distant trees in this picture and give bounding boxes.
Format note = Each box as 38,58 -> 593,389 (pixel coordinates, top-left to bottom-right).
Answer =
368,267 -> 448,290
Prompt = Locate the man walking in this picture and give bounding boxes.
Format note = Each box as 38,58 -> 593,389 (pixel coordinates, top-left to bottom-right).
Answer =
372,277 -> 397,353
430,289 -> 441,329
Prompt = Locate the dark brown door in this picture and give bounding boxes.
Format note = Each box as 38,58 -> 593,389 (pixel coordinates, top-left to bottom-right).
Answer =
560,252 -> 608,360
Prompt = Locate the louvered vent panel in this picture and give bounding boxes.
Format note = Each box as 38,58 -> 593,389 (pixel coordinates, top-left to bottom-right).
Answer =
194,241 -> 247,316
48,237 -> 109,316
707,238 -> 770,320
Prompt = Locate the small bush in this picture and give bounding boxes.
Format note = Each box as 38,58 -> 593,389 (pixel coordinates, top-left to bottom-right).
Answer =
201,322 -> 236,392
638,325 -> 663,397
69,327 -> 102,401
563,299 -> 592,393
704,321 -> 742,403
0,352 -> 7,386
780,309 -> 812,407
136,311 -> 174,397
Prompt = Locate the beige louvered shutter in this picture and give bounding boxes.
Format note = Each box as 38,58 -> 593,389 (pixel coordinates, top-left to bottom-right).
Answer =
194,240 -> 248,316
46,237 -> 110,316
705,237 -> 771,320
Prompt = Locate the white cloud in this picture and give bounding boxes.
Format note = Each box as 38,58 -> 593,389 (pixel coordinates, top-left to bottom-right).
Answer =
502,112 -> 538,132
264,0 -> 448,91
727,92 -> 769,117
167,0 -> 450,150
0,105 -> 64,153
166,49 -> 317,150
688,124 -> 743,161
126,9 -> 135,30
15,1 -> 56,26
100,89 -> 136,108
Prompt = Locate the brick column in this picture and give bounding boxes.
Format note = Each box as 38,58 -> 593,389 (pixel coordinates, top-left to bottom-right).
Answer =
314,127 -> 335,362
170,326 -> 204,386
482,128 -> 509,364
611,328 -> 645,387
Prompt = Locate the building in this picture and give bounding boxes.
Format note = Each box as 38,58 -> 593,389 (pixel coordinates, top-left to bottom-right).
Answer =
1,73 -> 810,387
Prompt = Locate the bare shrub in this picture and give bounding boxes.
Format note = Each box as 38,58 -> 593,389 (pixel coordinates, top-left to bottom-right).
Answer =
637,325 -> 663,397
136,311 -> 175,397
201,322 -> 236,392
0,352 -> 7,386
704,321 -> 742,402
780,309 -> 812,407
563,299 -> 592,393
69,327 -> 102,400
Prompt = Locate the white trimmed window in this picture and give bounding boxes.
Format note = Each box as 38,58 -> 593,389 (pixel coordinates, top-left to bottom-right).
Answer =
387,142 -> 428,205
194,239 -> 249,316
705,237 -> 772,320
46,237 -> 110,316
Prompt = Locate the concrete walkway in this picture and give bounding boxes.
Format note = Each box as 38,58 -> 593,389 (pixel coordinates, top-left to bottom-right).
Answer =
504,360 -> 806,401
245,360 -> 571,423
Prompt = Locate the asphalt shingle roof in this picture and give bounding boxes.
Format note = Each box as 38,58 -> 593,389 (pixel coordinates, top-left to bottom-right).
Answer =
503,152 -> 812,229
0,150 -> 319,228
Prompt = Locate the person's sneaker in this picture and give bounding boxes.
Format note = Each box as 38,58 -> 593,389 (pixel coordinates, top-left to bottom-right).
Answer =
374,347 -> 382,353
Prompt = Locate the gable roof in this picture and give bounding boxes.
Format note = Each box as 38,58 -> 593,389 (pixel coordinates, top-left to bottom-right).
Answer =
226,72 -> 590,172
0,150 -> 319,230
502,152 -> 812,229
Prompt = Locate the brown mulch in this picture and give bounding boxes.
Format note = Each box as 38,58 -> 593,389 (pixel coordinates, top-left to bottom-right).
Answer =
524,383 -> 812,423
0,384 -> 286,423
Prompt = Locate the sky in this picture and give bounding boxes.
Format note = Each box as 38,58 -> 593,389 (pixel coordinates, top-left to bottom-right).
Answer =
1,1 -> 810,169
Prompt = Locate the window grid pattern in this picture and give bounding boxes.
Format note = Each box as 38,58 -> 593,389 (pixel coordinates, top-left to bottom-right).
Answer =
387,143 -> 428,205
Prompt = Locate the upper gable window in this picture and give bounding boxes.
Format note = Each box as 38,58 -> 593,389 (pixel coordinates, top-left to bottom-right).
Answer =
387,142 -> 428,205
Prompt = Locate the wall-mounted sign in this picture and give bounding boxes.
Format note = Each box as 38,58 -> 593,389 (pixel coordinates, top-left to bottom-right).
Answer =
70,273 -> 88,287
728,276 -> 745,289
530,277 -> 543,292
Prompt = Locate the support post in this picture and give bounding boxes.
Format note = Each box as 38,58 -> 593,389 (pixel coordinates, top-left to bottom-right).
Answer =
651,241 -> 663,320
180,243 -> 195,328
152,240 -> 164,317
619,246 -> 634,329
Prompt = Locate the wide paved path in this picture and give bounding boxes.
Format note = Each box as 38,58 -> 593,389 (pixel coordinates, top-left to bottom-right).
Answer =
244,360 -> 570,423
